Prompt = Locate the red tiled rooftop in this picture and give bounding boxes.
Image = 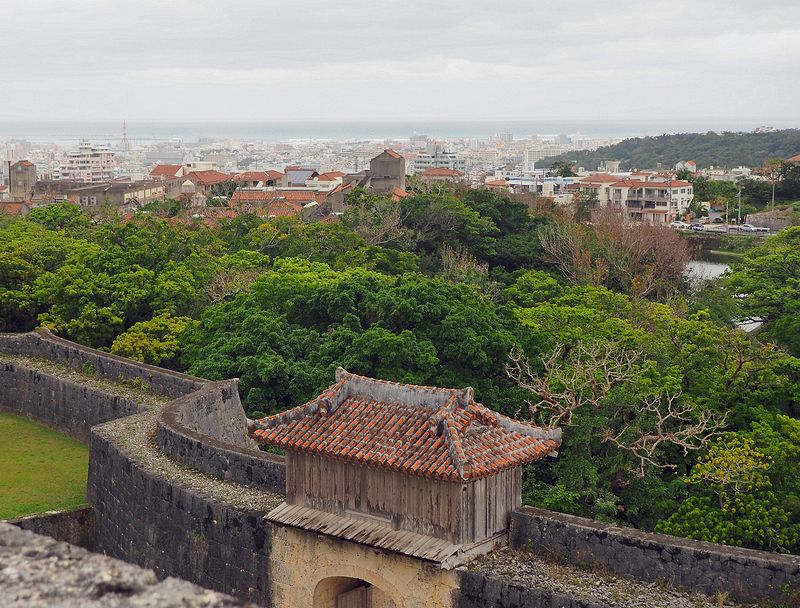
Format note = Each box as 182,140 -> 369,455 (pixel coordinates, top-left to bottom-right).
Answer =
315,171 -> 346,181
485,179 -> 508,187
580,173 -> 619,184
610,179 -> 692,189
250,369 -> 561,482
391,187 -> 410,201
149,164 -> 183,178
231,189 -> 327,204
231,171 -> 276,183
421,167 -> 465,177
788,154 -> 800,164
383,149 -> 403,159
185,170 -> 231,186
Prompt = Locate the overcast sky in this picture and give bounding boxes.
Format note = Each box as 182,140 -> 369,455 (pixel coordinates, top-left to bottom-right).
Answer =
1,0 -> 799,123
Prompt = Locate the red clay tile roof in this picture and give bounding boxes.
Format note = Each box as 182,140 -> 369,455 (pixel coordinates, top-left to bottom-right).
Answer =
231,171 -> 276,183
231,189 -> 327,205
485,179 -> 508,187
149,164 -> 183,178
788,154 -> 800,164
315,171 -> 346,181
14,160 -> 34,167
421,167 -> 464,177
383,149 -> 402,159
391,187 -> 410,201
185,170 -> 230,186
610,179 -> 692,189
580,173 -> 618,184
250,369 -> 561,482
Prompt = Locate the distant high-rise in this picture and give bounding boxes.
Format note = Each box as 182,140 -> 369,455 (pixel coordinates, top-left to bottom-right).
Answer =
55,140 -> 116,182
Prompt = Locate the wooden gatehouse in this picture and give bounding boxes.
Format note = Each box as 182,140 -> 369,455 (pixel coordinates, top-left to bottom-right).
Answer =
249,368 -> 561,568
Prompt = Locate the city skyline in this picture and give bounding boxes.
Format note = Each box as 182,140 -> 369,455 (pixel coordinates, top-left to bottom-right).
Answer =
1,0 -> 798,123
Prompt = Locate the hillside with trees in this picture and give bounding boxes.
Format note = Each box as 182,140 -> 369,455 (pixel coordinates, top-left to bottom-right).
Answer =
2,190 -> 800,555
540,129 -> 800,170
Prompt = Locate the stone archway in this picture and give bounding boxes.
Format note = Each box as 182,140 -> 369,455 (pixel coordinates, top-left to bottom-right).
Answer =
314,576 -> 399,608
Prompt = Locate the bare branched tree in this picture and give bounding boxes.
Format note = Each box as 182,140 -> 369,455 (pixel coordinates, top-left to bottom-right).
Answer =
605,392 -> 728,476
343,197 -> 417,247
506,342 -> 640,428
508,342 -> 727,476
205,267 -> 261,304
537,222 -> 607,285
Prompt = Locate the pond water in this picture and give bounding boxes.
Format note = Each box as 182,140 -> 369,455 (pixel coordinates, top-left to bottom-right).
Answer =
684,247 -> 763,332
684,249 -> 741,284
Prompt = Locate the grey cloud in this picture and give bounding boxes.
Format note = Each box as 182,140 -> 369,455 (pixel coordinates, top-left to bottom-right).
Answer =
0,0 -> 798,121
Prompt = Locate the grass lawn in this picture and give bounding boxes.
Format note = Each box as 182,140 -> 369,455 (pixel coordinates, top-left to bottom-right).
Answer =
0,412 -> 89,519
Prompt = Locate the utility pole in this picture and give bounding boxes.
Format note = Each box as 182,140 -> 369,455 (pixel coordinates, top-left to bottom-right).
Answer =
737,184 -> 742,225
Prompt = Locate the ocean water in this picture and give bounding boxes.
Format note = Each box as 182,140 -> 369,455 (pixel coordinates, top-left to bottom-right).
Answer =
1,119 -> 798,144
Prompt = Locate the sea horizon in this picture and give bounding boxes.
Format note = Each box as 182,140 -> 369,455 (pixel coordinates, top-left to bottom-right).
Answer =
1,119 -> 799,145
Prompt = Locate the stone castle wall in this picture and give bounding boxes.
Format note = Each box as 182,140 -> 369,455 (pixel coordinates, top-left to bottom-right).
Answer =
155,381 -> 285,493
88,426 -> 276,604
0,358 -> 143,441
509,506 -> 800,603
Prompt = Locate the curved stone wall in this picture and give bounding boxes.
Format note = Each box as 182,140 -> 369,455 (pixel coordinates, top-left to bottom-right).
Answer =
155,382 -> 285,493
0,329 -> 204,399
88,422 -> 279,604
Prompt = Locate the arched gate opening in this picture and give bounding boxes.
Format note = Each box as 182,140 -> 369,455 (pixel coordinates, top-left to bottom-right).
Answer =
314,576 -> 399,608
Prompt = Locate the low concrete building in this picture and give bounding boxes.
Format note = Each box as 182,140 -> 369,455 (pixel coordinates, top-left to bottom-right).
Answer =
609,179 -> 693,222
66,181 -> 166,211
419,167 -> 465,185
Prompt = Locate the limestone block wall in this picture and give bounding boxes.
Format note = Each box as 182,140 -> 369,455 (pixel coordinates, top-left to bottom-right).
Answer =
509,506 -> 800,603
0,359 -> 144,441
0,522 -> 253,607
155,382 -> 286,493
269,525 -> 460,608
9,506 -> 96,550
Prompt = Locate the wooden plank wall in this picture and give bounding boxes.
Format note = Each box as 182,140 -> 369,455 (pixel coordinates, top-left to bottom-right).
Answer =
461,467 -> 521,545
285,452 -> 521,546
285,451 -> 464,543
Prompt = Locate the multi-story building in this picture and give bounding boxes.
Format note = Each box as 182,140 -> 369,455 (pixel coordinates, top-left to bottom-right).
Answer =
55,140 -> 116,182
609,179 -> 693,222
9,160 -> 37,201
367,149 -> 406,192
412,144 -> 466,174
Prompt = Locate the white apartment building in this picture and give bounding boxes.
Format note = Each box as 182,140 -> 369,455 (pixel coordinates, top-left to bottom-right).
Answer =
54,140 -> 115,182
412,144 -> 466,174
608,179 -> 693,222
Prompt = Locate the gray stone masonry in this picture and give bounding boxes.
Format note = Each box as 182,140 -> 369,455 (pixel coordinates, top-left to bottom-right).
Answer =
510,506 -> 800,603
0,522 -> 254,607
458,570 -> 609,608
9,506 -> 96,550
155,383 -> 285,493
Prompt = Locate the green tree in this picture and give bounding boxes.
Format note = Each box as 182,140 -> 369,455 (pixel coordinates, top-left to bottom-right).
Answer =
725,227 -> 800,355
548,160 -> 577,178
111,313 -> 197,368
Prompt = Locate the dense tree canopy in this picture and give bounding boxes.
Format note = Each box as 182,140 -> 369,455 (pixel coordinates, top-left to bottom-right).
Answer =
2,191 -> 800,554
540,129 -> 800,174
